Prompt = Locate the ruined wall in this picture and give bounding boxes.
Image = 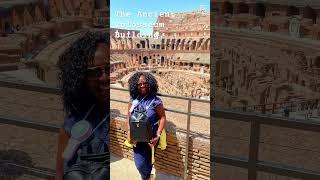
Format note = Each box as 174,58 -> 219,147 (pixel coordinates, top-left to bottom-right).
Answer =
154,11 -> 210,38
215,29 -> 320,110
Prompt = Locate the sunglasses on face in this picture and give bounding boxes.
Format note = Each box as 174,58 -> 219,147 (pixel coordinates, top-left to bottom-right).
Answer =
138,82 -> 148,86
86,65 -> 108,79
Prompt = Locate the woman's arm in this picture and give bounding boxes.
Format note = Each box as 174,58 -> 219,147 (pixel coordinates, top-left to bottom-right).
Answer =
55,129 -> 69,180
155,103 -> 166,136
150,103 -> 166,145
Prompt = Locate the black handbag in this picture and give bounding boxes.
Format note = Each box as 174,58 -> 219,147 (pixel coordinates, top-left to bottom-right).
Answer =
63,151 -> 109,180
130,109 -> 153,143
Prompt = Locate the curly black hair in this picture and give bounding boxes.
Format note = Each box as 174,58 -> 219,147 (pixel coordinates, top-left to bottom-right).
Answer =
59,30 -> 109,116
128,71 -> 158,99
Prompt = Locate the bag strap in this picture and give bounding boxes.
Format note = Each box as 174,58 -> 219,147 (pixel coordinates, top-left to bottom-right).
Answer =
130,95 -> 147,112
79,105 -> 109,144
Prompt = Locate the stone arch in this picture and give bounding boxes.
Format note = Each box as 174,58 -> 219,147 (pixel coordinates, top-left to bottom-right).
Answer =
166,39 -> 170,50
203,38 -> 210,50
191,40 -> 197,50
239,2 -> 249,14
156,44 -> 160,49
95,0 -> 103,9
196,38 -> 204,50
180,39 -> 186,50
303,6 -> 317,23
314,56 -> 320,68
146,39 -> 150,49
143,56 -> 149,65
161,56 -> 165,66
140,40 -> 145,48
171,39 -> 176,50
287,6 -> 299,16
176,39 -> 181,50
4,22 -> 11,33
223,1 -> 233,14
161,39 -> 165,49
136,43 -> 140,49
256,3 -> 266,18
185,40 -> 191,50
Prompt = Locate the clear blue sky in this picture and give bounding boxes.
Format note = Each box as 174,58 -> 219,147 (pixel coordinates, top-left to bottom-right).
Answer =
110,0 -> 210,34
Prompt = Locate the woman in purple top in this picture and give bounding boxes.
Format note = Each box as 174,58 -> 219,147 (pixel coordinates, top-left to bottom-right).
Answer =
127,71 -> 167,180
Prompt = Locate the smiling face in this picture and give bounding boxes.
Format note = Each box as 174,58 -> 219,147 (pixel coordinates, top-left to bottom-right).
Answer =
86,43 -> 109,106
137,75 -> 149,96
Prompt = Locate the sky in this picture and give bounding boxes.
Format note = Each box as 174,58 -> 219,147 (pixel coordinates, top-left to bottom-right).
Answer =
110,0 -> 210,34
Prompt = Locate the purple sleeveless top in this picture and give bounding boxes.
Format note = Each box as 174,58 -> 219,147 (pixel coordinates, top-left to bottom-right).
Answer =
130,95 -> 163,136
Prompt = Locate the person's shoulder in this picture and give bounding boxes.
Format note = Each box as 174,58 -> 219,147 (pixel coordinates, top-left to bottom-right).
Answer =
153,95 -> 163,106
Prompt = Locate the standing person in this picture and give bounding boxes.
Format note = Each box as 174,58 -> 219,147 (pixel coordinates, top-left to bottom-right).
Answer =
55,31 -> 110,180
127,71 -> 166,180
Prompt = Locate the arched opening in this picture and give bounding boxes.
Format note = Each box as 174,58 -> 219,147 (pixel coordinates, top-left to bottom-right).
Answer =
95,0 -> 102,9
223,1 -> 233,14
185,41 -> 190,50
256,3 -> 266,18
314,57 -> 320,68
4,22 -> 11,33
141,41 -> 145,48
171,39 -> 176,50
156,44 -> 160,49
239,2 -> 249,14
161,56 -> 165,65
303,6 -> 317,23
136,44 -> 140,49
143,56 -> 148,65
287,6 -> 299,16
176,39 -> 181,50
161,39 -> 165,49
146,39 -> 150,49
191,40 -> 197,50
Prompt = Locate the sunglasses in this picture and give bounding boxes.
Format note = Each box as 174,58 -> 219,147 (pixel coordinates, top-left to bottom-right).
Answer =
138,82 -> 148,86
86,65 -> 108,79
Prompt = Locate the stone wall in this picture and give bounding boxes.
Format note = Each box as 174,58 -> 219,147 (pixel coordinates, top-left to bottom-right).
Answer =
110,117 -> 210,180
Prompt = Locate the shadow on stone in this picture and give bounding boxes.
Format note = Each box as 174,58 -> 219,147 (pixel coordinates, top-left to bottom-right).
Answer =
154,121 -> 184,178
0,149 -> 33,179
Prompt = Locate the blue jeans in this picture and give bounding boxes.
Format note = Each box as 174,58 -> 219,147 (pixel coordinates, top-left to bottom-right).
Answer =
133,141 -> 159,180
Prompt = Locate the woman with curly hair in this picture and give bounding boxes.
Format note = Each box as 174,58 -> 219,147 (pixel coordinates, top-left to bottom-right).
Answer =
127,71 -> 166,180
55,31 -> 109,180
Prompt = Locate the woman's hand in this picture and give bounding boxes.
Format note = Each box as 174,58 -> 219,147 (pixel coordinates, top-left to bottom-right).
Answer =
148,135 -> 160,147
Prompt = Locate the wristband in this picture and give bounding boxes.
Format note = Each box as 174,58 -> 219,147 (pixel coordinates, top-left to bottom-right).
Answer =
156,132 -> 161,138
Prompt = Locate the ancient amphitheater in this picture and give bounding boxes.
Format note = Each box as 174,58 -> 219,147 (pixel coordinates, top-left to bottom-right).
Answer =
110,10 -> 210,99
214,0 -> 320,119
213,1 -> 320,180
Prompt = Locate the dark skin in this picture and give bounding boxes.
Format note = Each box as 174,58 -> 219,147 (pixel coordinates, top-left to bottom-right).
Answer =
126,75 -> 166,147
55,43 -> 108,180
